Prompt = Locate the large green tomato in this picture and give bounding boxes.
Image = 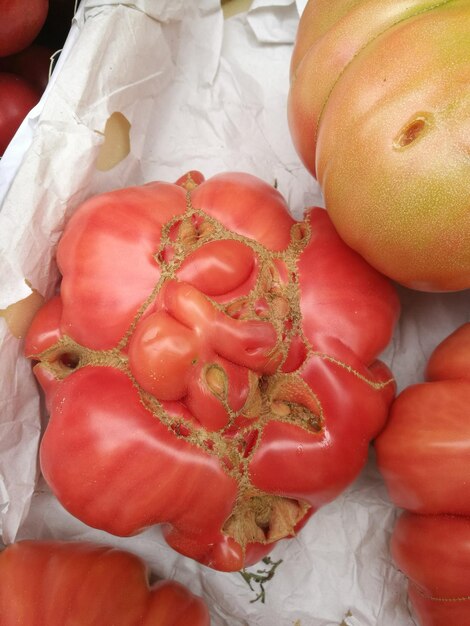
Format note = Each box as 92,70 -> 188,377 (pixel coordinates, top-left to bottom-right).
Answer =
289,0 -> 470,292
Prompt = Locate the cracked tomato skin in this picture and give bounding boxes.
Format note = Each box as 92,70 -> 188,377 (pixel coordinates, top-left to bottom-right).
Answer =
376,323 -> 470,626
0,540 -> 210,626
25,171 -> 399,571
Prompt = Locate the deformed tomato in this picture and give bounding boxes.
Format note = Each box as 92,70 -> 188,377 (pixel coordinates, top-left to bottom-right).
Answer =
0,540 -> 210,626
25,171 -> 399,571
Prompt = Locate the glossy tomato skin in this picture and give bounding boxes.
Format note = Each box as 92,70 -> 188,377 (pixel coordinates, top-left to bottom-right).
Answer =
26,171 -> 399,571
0,72 -> 40,155
375,378 -> 470,515
0,540 -> 210,626
376,323 -> 470,625
391,514 -> 470,626
289,0 -> 470,291
0,0 -> 49,57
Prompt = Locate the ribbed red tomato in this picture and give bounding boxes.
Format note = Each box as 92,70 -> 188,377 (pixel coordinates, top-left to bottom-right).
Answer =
25,171 -> 399,571
0,540 -> 210,626
376,323 -> 470,625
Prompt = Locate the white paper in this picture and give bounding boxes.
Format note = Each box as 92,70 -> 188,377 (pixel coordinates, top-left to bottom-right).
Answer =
0,1 -> 468,624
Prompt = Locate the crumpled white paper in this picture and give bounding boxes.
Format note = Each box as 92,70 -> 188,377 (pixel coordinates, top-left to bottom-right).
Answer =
0,1 -> 468,624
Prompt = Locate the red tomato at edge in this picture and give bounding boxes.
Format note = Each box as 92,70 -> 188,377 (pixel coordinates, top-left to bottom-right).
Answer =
0,73 -> 40,156
391,513 -> 470,626
0,540 -> 211,626
376,323 -> 470,626
0,0 -> 49,57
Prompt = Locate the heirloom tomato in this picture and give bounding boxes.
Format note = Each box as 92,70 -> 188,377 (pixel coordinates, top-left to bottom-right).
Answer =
288,0 -> 470,291
26,171 -> 399,571
0,540 -> 210,625
376,323 -> 470,626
